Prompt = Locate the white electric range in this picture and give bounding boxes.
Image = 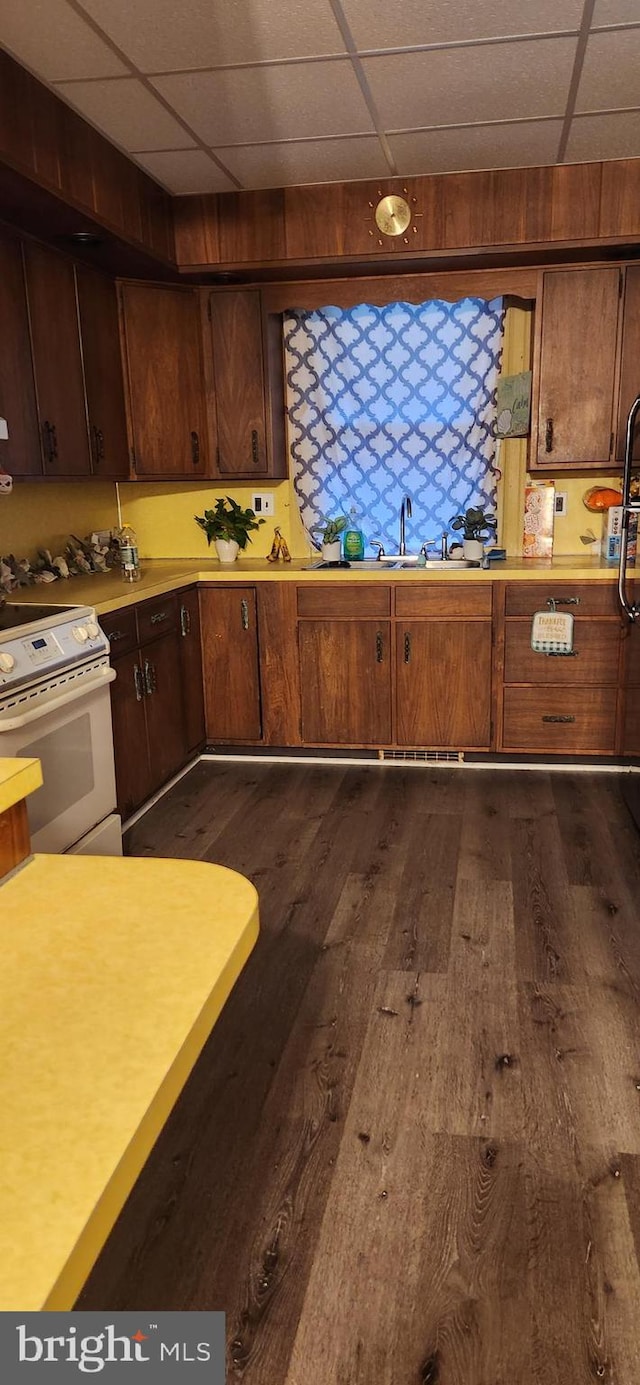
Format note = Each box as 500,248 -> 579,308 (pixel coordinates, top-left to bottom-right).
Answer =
0,599 -> 122,855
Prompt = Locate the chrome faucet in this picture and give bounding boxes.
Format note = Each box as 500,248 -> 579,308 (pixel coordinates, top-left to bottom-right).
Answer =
399,495 -> 412,556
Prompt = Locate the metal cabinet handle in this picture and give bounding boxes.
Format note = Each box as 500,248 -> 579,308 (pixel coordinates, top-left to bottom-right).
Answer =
42,420 -> 55,464
404,632 -> 411,664
143,659 -> 157,696
108,628 -> 127,643
96,427 -> 105,462
180,604 -> 191,636
241,598 -> 249,631
546,596 -> 580,608
191,430 -> 200,466
251,429 -> 259,466
133,664 -> 144,702
541,714 -> 575,724
150,610 -> 169,625
545,418 -> 554,453
376,631 -> 384,663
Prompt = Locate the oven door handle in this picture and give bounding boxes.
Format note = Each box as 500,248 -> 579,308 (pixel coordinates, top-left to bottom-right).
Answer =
0,666 -> 116,731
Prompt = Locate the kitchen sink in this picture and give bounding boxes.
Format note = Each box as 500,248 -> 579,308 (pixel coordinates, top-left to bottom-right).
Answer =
392,558 -> 476,569
304,557 -> 477,571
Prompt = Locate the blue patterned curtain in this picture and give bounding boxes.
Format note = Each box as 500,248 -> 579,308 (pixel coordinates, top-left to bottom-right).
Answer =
284,298 -> 504,553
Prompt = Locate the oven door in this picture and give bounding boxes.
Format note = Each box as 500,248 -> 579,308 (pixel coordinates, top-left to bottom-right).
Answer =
0,672 -> 118,853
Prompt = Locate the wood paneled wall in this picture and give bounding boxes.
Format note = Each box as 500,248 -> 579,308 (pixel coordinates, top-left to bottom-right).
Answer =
0,49 -> 174,264
173,160 -> 640,272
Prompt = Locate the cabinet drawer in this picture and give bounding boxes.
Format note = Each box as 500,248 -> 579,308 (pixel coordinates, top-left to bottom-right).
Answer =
100,605 -> 138,658
297,585 -> 390,618
504,582 -> 618,618
137,593 -> 179,644
395,584 -> 492,618
502,687 -> 617,753
504,620 -> 621,685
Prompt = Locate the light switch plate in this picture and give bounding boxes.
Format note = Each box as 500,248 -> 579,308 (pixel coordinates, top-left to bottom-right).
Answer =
0,417 -> 9,441
252,491 -> 275,517
554,492 -> 568,516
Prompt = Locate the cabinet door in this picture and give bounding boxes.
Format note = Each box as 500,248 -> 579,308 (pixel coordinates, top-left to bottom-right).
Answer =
616,265 -> 640,464
396,621 -> 492,748
110,649 -> 152,819
23,241 -> 91,476
142,630 -> 187,792
200,587 -> 262,741
75,264 -> 129,478
119,283 -> 207,478
299,620 -> 392,745
179,588 -> 206,755
534,268 -> 621,469
209,290 -> 268,477
0,231 -> 42,477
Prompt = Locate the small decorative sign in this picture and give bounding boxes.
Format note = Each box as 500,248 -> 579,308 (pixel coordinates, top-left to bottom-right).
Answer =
531,608 -> 574,655
495,371 -> 532,437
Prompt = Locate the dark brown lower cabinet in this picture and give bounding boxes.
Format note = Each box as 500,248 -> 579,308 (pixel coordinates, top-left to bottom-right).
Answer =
141,630 -> 187,789
109,646 -> 153,819
200,587 -> 262,741
299,620 -> 392,745
179,588 -> 206,755
396,620 -> 492,748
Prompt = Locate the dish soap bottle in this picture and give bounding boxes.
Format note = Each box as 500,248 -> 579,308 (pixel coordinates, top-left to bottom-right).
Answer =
342,507 -> 365,562
118,522 -> 141,582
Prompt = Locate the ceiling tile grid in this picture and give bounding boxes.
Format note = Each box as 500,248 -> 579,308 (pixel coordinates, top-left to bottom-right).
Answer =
0,0 -> 639,192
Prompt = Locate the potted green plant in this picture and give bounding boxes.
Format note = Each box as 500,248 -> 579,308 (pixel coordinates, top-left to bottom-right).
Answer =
449,504 -> 496,562
311,515 -> 348,562
195,496 -> 265,564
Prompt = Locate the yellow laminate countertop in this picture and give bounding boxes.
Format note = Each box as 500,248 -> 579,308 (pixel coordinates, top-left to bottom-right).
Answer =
6,554 -> 623,618
0,853 -> 259,1312
0,757 -> 43,814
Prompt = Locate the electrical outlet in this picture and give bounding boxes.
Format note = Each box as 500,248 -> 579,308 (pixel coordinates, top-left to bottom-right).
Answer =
554,492 -> 568,517
252,491 -> 275,517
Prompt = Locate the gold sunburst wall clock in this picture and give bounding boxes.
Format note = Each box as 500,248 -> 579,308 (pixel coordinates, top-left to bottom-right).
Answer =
365,189 -> 422,246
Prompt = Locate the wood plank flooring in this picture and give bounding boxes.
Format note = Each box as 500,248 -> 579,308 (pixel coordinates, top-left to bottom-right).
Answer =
78,762 -> 640,1383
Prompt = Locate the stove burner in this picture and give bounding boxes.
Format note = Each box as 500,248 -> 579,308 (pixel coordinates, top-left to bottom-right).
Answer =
0,602 -> 79,634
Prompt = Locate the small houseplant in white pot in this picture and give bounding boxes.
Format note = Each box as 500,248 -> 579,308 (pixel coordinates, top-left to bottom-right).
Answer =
312,515 -> 347,562
195,496 -> 265,563
449,504 -> 496,562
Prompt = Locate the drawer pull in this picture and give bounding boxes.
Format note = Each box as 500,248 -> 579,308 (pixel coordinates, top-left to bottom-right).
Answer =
547,596 -> 580,608
180,604 -> 191,636
404,632 -> 411,664
133,664 -> 144,701
541,714 -> 576,724
376,631 -> 384,663
241,598 -> 249,631
143,659 -> 157,696
108,629 -> 127,643
150,610 -> 169,625
545,650 -> 579,658
545,417 -> 554,453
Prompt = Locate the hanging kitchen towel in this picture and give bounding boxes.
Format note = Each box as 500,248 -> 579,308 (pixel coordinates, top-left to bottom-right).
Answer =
531,607 -> 574,655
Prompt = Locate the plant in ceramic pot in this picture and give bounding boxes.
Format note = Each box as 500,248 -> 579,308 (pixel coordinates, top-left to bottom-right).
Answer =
311,515 -> 348,562
195,497 -> 265,563
449,504 -> 496,562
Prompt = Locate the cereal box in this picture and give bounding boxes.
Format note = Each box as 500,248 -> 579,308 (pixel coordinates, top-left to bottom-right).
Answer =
604,505 -> 637,564
523,481 -> 555,559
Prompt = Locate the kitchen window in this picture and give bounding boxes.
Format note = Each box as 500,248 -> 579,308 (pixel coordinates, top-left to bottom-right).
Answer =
284,297 -> 504,552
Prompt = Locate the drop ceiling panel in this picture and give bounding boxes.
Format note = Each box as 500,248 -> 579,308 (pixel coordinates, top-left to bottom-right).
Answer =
565,109 -> 640,160
576,27 -> 640,111
389,120 -> 563,175
76,0 -> 346,70
341,0 -> 585,51
54,77 -> 196,151
152,61 -> 374,145
363,38 -> 576,129
592,0 -> 640,23
219,136 -> 388,188
132,148 -> 236,193
1,0 -> 126,80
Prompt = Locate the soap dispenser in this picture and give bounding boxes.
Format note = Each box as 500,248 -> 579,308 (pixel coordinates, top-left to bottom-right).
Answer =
342,507 -> 365,562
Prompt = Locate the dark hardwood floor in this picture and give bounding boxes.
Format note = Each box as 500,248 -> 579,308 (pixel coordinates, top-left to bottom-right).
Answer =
79,761 -> 640,1383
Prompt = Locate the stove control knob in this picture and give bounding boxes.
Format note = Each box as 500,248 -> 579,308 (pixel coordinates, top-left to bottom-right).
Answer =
0,651 -> 15,672
72,625 -> 89,643
86,621 -> 100,639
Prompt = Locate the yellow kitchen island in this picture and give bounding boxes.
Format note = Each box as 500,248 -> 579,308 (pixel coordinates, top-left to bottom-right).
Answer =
0,846 -> 259,1312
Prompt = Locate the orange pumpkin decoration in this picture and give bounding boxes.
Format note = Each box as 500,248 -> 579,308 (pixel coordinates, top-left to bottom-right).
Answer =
582,486 -> 623,512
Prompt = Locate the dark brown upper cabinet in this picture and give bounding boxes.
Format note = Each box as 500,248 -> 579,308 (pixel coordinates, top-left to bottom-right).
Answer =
616,265 -> 640,465
23,241 -> 91,477
75,264 -> 129,479
0,229 -> 42,477
207,289 -> 287,481
531,267 -> 622,471
119,282 -> 207,479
